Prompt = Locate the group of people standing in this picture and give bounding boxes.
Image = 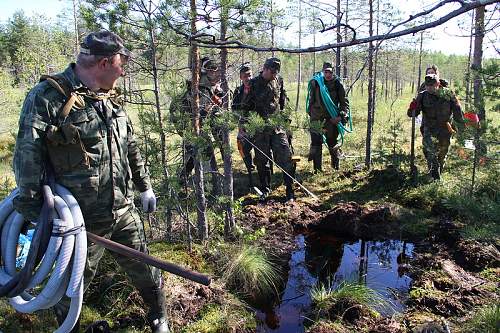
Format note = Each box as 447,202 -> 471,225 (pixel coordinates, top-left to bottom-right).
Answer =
11,27 -> 468,332
174,57 -> 351,202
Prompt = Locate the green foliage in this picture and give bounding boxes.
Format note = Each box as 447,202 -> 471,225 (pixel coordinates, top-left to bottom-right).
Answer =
311,281 -> 391,319
3,11 -> 73,86
223,245 -> 280,299
479,268 -> 500,284
242,226 -> 266,242
0,299 -> 57,332
182,304 -> 256,333
461,304 -> 500,333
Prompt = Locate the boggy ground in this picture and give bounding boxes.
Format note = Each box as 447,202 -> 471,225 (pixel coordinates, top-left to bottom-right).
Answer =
164,166 -> 499,333
73,167 -> 500,333
226,193 -> 499,333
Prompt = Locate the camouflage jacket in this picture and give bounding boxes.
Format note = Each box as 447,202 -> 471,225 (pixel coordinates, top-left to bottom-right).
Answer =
13,63 -> 151,220
241,73 -> 288,121
308,77 -> 349,122
169,73 -> 222,134
411,87 -> 464,131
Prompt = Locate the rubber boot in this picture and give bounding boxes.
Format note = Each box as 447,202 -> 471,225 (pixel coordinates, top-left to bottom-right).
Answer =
140,287 -> 170,333
430,161 -> 440,180
313,151 -> 323,173
284,168 -> 295,202
257,167 -> 271,202
285,182 -> 295,202
329,148 -> 340,170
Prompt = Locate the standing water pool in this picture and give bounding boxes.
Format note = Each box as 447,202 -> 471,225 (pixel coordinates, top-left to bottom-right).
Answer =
256,234 -> 414,332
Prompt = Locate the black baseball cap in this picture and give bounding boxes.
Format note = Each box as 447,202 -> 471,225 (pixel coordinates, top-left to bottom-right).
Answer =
80,31 -> 130,57
239,63 -> 252,74
264,57 -> 281,73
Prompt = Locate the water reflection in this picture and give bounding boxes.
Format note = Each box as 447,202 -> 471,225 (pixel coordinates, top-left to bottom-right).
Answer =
257,235 -> 414,332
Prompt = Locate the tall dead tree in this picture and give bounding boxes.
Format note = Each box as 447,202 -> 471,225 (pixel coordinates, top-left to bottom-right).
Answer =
335,0 -> 341,77
465,9 -> 475,110
72,0 -> 79,56
472,5 -> 485,120
365,0 -> 375,168
189,0 -> 208,240
137,0 -> 176,237
219,3 -> 235,237
342,0 -> 349,80
470,4 -> 486,192
294,0 -> 302,112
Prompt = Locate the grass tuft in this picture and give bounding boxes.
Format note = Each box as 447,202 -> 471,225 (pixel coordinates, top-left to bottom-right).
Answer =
311,281 -> 393,318
223,245 -> 280,299
462,304 -> 500,333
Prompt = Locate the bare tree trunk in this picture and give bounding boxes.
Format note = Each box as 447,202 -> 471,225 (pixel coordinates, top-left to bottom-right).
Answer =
335,0 -> 341,77
190,0 -> 208,240
219,6 -> 235,237
417,32 -> 424,89
465,9 -> 475,111
472,6 -> 485,120
294,0 -> 302,112
384,52 -> 389,102
313,32 -> 316,75
144,2 -> 174,238
365,0 -> 374,168
471,5 -> 486,192
342,0 -> 349,80
370,0 -> 380,132
72,0 -> 79,56
271,0 -> 276,57
410,31 -> 424,177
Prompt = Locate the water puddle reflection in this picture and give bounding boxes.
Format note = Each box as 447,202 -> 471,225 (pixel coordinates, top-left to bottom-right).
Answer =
257,234 -> 414,332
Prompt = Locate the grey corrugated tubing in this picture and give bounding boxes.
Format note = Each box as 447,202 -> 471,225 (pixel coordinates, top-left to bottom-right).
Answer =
0,184 -> 87,333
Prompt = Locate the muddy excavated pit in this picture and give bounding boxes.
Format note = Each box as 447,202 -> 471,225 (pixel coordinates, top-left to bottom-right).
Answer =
236,199 -> 500,333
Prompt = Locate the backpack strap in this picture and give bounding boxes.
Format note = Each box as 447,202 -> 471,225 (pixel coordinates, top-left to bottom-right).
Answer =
40,75 -> 86,119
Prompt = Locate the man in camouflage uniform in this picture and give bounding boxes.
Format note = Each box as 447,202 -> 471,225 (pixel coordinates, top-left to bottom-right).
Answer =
307,62 -> 349,172
408,74 -> 464,180
13,31 -> 169,332
171,56 -> 223,197
241,57 -> 295,201
232,64 -> 255,188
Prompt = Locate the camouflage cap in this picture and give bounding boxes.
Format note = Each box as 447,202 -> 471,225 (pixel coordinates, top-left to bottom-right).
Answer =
201,57 -> 218,72
80,30 -> 130,57
264,57 -> 281,73
425,73 -> 438,85
239,63 -> 252,74
322,62 -> 334,72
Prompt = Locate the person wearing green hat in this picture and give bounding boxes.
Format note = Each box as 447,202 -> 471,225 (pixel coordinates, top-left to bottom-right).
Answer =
171,55 -> 224,198
408,73 -> 465,180
307,62 -> 350,172
13,30 -> 169,332
239,57 -> 295,201
232,64 -> 255,189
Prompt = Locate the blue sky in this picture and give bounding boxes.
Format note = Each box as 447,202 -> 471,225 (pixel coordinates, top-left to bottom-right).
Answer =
0,0 -> 64,23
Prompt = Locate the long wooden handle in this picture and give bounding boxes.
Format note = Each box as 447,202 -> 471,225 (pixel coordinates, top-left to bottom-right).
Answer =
86,232 -> 211,286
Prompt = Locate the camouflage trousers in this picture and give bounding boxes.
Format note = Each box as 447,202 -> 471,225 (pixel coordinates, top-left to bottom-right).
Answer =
55,206 -> 163,324
422,126 -> 451,173
252,128 -> 294,188
179,130 -> 223,197
309,119 -> 341,171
